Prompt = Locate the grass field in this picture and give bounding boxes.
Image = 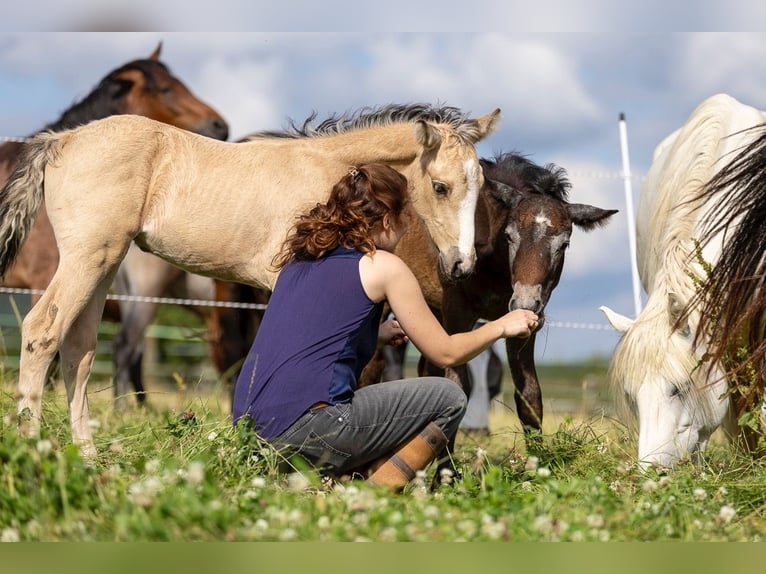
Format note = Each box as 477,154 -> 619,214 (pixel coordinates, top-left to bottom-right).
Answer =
1,341 -> 765,542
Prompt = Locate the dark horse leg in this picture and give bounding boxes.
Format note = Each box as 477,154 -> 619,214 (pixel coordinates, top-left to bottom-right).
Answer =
505,333 -> 543,452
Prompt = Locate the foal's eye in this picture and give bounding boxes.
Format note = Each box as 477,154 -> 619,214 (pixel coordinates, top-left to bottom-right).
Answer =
432,181 -> 448,196
669,385 -> 682,399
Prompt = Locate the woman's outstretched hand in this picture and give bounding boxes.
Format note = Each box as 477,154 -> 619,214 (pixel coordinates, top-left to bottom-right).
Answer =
494,309 -> 539,338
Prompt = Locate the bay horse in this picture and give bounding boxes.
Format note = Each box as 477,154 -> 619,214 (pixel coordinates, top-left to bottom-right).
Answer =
0,103 -> 500,457
0,43 -> 229,409
601,93 -> 766,470
371,153 -> 617,449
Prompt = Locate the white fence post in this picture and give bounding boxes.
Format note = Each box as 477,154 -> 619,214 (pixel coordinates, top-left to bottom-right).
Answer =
618,112 -> 643,317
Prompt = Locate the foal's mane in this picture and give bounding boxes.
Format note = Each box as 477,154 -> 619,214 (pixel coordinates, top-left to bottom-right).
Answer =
43,59 -> 171,133
481,152 -> 570,201
246,103 -> 481,144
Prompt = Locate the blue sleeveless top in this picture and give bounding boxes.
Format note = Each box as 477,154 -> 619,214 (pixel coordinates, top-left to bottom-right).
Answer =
232,247 -> 384,439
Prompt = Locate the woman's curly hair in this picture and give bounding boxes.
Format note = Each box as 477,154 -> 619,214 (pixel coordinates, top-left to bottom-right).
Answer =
272,163 -> 409,269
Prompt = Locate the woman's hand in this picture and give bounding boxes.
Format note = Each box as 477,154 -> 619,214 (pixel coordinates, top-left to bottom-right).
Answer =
378,318 -> 409,347
493,309 -> 539,338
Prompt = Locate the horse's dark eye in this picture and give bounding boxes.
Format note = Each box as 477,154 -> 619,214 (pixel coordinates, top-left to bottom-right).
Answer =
433,181 -> 448,196
669,385 -> 681,398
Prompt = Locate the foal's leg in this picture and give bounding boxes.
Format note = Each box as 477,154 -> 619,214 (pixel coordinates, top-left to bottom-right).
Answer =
16,267 -> 108,448
505,333 -> 543,446
58,281 -> 111,459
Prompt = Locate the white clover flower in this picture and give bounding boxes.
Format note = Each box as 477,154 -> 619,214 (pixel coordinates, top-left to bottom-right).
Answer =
475,447 -> 487,460
481,520 -> 507,540
317,516 -> 331,530
207,431 -> 219,441
286,471 -> 311,492
208,499 -> 223,511
524,456 -> 539,471
714,486 -> 728,500
279,528 -> 297,541
388,511 -> 403,525
570,530 -> 584,542
718,505 -> 736,524
642,479 -> 658,493
145,458 -> 161,475
423,505 -> 440,519
693,488 -> 707,501
521,481 -> 532,491
658,476 -> 671,488
379,527 -> 398,542
596,442 -> 608,454
537,467 -> 551,478
439,467 -> 454,484
88,419 -> 101,432
585,514 -> 604,529
251,476 -> 267,488
109,441 -> 124,454
254,519 -> 268,531
36,439 -> 52,455
187,461 -> 205,486
532,514 -> 553,533
457,519 -> 478,537
1,528 -> 20,542
598,529 -> 610,542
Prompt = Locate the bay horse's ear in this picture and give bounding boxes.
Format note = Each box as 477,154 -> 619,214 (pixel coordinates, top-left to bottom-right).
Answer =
414,120 -> 442,151
149,41 -> 163,61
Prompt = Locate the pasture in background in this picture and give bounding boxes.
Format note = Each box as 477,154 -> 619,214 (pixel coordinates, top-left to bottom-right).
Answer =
0,291 -> 611,424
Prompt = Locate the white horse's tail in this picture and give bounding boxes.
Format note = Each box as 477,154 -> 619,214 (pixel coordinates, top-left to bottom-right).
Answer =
0,132 -> 62,277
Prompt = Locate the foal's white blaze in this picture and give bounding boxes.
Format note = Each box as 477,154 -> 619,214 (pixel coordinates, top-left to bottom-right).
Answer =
456,158 -> 480,270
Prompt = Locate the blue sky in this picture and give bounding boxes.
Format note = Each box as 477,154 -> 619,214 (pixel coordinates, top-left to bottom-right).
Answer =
1,24 -> 765,362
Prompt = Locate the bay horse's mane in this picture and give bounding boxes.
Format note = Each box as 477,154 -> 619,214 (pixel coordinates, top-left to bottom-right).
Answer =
246,103 -> 482,144
691,122 -> 766,378
41,59 -> 172,133
480,152 -> 571,202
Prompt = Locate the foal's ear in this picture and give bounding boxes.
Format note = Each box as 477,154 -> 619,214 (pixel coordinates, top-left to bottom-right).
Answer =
487,179 -> 525,209
568,204 -> 619,231
414,120 -> 442,151
466,108 -> 502,143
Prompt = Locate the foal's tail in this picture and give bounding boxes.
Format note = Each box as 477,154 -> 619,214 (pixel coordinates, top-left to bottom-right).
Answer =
0,132 -> 63,277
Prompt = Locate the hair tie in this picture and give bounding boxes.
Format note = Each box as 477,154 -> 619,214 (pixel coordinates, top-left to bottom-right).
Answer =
348,166 -> 360,181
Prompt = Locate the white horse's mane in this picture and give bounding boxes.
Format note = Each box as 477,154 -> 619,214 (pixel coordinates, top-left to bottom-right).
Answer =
611,94 -> 743,421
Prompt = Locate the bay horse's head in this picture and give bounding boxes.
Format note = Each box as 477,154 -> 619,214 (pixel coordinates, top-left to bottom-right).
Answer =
407,108 -> 501,280
484,155 -> 617,323
53,42 -> 229,141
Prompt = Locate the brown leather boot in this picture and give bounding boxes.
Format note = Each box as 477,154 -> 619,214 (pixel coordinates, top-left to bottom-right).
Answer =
367,422 -> 448,490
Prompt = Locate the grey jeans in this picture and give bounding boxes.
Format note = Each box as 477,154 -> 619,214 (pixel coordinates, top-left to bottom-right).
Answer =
272,377 -> 467,475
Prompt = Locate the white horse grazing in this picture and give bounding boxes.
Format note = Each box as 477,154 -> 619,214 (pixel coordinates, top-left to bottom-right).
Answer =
601,93 -> 766,469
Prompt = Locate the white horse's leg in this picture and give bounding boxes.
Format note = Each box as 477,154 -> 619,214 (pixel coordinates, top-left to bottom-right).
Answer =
58,282 -> 111,459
